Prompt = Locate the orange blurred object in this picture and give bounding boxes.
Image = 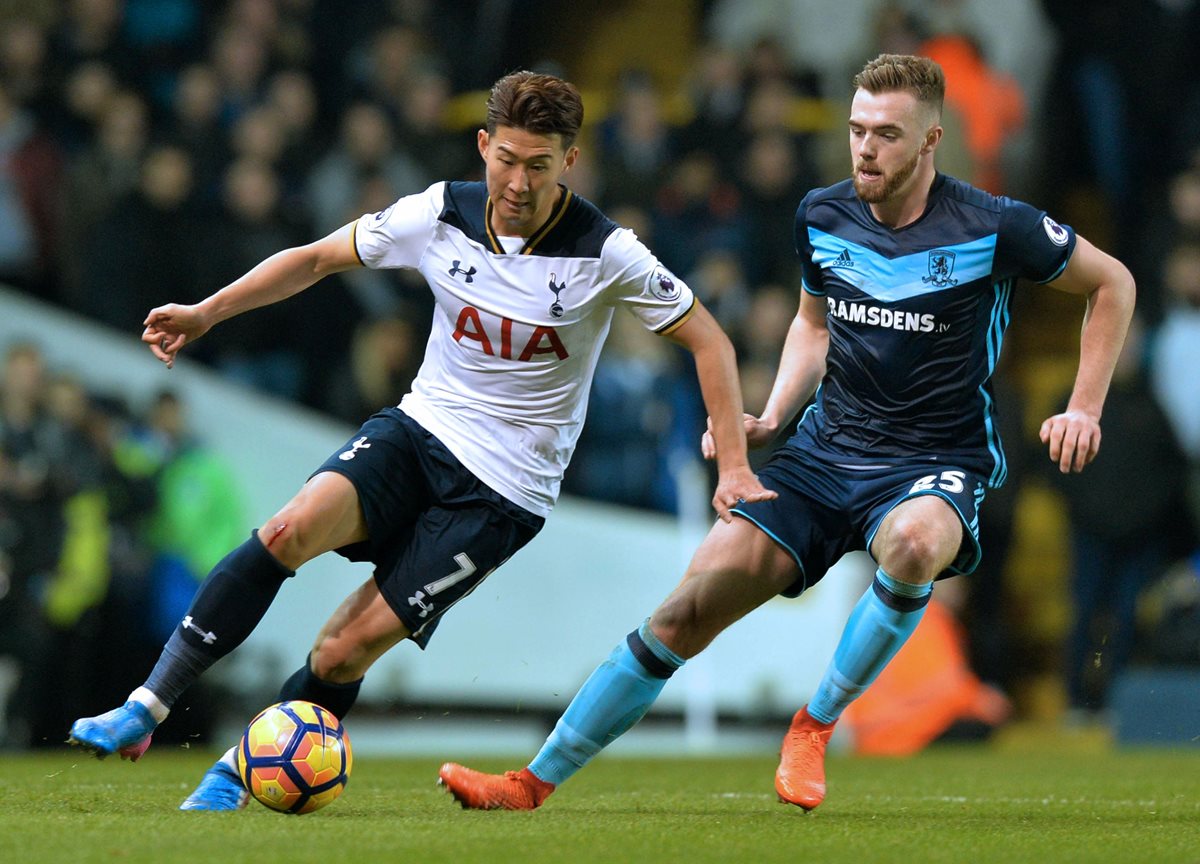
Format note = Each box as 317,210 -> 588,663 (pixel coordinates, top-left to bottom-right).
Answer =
841,598 -> 1012,755
920,34 -> 1025,194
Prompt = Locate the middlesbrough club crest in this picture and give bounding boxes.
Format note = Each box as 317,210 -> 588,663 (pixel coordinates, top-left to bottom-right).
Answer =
922,249 -> 958,287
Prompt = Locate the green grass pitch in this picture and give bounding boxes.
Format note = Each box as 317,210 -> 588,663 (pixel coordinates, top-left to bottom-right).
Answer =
2,747 -> 1198,863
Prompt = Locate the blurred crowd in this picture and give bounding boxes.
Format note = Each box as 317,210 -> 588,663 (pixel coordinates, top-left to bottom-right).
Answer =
0,341 -> 244,746
2,0 -> 1200,740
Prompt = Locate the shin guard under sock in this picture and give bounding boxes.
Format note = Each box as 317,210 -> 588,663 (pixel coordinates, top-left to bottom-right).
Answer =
529,620 -> 684,786
144,531 -> 293,708
807,569 -> 932,724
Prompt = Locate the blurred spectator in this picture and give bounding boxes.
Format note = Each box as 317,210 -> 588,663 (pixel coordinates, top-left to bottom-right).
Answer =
1138,169 -> 1200,325
346,24 -> 429,119
394,67 -> 476,182
1050,315 -> 1194,720
737,130 -> 813,286
594,70 -> 675,210
1,17 -> 53,121
191,156 -> 306,399
563,313 -> 702,513
25,373 -> 110,746
56,60 -> 119,153
119,0 -> 204,110
168,63 -> 229,204
0,79 -> 63,294
740,75 -> 803,138
58,89 -> 149,304
210,25 -> 269,123
228,103 -> 287,168
706,1 -> 881,100
264,68 -> 322,190
918,32 -> 1024,194
79,143 -> 200,332
1151,242 -> 1200,467
686,248 -> 751,339
737,283 -> 798,466
651,149 -> 747,277
306,101 -> 428,234
0,343 -> 71,745
677,42 -> 747,167
323,315 -> 423,426
142,390 -> 244,645
48,0 -> 133,81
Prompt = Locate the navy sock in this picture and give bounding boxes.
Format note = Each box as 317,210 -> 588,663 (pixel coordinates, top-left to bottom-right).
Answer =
277,654 -> 362,720
144,532 -> 293,707
528,620 -> 684,786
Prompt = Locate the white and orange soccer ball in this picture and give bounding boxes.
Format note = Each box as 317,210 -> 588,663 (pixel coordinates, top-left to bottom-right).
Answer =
236,700 -> 353,814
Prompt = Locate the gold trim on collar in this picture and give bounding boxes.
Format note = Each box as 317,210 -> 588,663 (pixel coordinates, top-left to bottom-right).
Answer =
483,197 -> 503,253
483,186 -> 574,255
520,187 -> 573,255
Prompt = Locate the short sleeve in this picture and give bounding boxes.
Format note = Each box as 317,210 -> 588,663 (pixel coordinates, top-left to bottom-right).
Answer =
353,182 -> 444,270
996,197 -> 1076,284
794,191 -> 824,295
602,228 -> 697,334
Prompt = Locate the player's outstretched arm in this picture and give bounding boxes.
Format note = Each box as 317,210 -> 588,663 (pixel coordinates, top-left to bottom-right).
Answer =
142,221 -> 363,367
665,300 -> 776,520
1039,234 -> 1136,473
744,290 -> 829,447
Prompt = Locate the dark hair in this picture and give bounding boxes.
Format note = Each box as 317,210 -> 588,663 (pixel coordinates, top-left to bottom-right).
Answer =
852,54 -> 945,119
486,71 -> 584,147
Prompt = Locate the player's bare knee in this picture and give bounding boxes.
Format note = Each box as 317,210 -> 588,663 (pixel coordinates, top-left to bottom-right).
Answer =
258,515 -> 309,569
881,520 -> 945,581
649,597 -> 716,659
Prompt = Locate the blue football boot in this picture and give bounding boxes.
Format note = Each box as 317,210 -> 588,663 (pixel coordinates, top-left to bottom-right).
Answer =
67,701 -> 157,760
179,760 -> 249,811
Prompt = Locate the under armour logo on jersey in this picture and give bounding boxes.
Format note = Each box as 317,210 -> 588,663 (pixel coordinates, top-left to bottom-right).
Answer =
548,272 -> 566,318
832,248 -> 855,268
449,260 -> 476,282
181,615 -> 217,644
338,436 -> 371,461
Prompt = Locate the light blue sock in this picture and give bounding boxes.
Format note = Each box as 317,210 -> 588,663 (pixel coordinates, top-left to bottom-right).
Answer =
807,568 -> 932,725
529,620 -> 684,786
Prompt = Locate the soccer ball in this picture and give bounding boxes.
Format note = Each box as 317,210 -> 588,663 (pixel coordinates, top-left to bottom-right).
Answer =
236,700 -> 353,814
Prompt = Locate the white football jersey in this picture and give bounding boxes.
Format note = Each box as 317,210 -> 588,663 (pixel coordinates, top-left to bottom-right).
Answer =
353,181 -> 695,517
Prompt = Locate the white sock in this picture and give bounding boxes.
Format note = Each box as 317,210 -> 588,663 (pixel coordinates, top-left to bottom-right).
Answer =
128,686 -> 170,724
218,745 -> 238,771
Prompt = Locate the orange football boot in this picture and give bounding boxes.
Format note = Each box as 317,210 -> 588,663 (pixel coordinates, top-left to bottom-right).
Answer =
775,706 -> 836,811
438,763 -> 555,810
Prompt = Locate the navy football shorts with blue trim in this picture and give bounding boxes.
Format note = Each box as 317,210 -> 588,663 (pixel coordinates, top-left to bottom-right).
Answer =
731,431 -> 988,598
312,407 -> 544,648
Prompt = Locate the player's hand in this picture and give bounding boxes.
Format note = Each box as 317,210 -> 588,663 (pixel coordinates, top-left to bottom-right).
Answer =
711,466 -> 777,523
701,414 -> 779,459
141,303 -> 212,368
1039,409 -> 1101,473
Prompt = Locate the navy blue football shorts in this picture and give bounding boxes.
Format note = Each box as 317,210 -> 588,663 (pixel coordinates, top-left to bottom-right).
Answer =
311,407 -> 544,648
731,435 -> 988,598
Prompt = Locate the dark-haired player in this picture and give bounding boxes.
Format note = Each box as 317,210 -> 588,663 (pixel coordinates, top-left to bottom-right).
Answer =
68,70 -> 774,809
438,53 -> 1135,812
